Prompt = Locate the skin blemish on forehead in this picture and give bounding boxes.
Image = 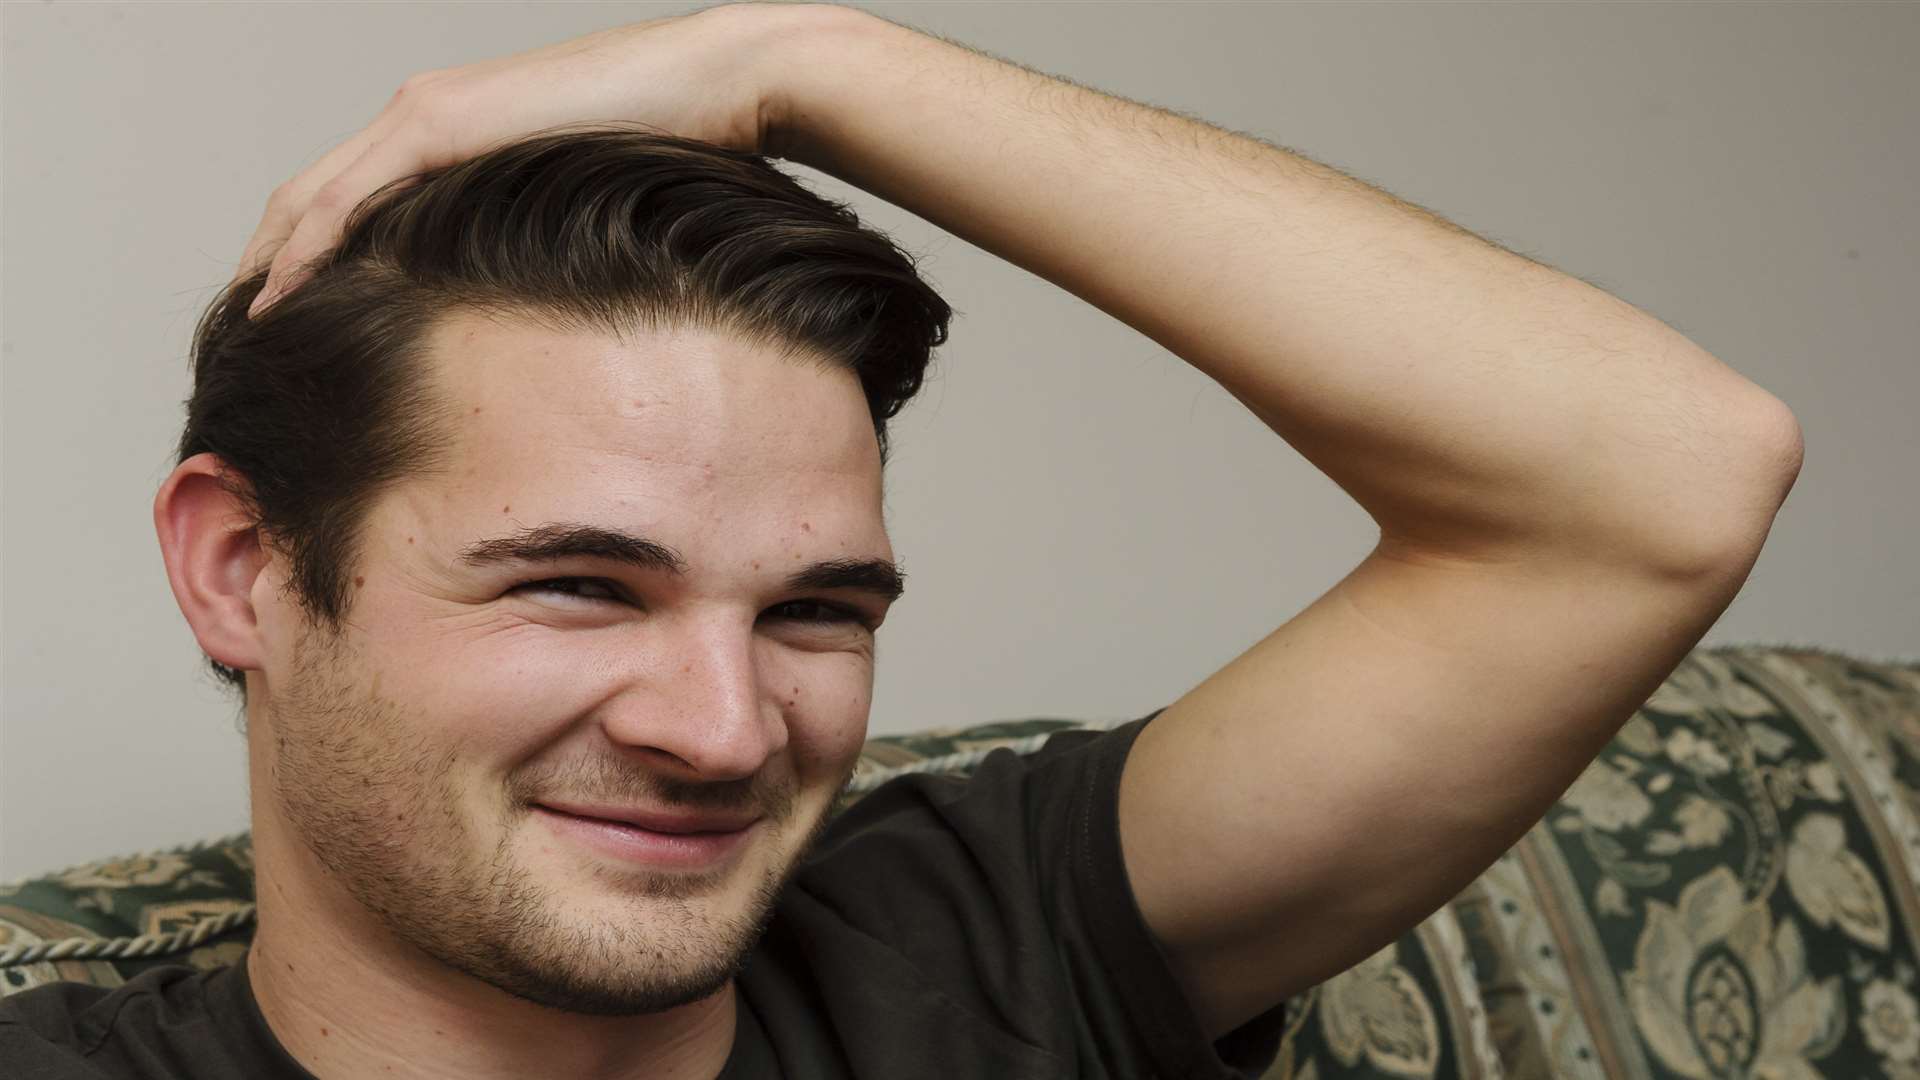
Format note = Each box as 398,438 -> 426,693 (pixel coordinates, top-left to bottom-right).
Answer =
801,521 -> 811,533
355,576 -> 365,588
751,561 -> 760,570
502,505 -> 511,514
471,406 -> 482,414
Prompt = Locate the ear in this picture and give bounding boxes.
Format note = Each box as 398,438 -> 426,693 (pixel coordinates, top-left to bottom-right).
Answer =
153,453 -> 273,674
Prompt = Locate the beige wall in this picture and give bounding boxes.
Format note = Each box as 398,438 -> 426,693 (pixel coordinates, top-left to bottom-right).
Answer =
3,1 -> 1913,881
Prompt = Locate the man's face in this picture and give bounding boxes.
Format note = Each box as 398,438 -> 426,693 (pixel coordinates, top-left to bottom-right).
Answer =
246,311 -> 897,1016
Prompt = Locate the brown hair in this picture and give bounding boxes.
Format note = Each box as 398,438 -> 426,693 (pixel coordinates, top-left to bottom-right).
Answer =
180,123 -> 950,697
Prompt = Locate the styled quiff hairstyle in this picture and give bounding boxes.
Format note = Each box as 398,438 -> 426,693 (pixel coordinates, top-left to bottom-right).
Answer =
180,123 -> 951,697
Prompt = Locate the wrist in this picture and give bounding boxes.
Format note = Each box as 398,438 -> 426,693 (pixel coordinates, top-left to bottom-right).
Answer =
730,2 -> 896,165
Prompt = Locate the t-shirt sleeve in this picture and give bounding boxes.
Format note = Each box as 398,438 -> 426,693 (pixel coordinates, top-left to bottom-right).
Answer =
2,981 -> 117,1079
793,707 -> 1290,1079
0,959 -> 314,1080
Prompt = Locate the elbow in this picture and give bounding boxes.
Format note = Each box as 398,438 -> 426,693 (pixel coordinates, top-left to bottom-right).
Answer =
1656,396 -> 1804,581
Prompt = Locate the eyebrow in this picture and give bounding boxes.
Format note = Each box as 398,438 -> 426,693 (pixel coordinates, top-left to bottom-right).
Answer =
457,523 -> 906,603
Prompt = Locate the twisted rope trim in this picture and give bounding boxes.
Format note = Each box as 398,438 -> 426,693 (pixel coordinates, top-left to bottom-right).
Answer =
1703,640 -> 1919,670
0,903 -> 257,969
2,722 -> 1125,972
843,718 -> 1124,795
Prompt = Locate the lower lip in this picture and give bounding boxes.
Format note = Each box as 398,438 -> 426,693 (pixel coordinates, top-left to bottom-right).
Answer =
535,806 -> 757,869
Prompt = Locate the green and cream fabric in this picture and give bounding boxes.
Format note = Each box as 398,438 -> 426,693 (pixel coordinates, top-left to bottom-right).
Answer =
5,645 -> 1917,1080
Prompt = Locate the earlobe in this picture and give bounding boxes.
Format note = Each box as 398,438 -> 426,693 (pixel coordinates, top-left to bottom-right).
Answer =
153,453 -> 272,674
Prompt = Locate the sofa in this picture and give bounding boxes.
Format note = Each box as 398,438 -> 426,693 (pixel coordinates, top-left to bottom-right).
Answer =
5,642 -> 1917,1079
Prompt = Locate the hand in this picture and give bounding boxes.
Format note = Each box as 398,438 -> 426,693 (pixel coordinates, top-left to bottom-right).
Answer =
236,1 -> 805,318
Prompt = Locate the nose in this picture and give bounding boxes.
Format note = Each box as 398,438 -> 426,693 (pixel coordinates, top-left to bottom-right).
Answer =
597,618 -> 788,783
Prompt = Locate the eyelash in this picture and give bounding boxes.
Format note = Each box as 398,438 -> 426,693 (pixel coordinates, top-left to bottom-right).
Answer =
515,578 -> 872,627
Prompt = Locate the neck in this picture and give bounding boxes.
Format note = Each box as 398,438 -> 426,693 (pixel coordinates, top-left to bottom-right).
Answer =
243,811 -> 739,1080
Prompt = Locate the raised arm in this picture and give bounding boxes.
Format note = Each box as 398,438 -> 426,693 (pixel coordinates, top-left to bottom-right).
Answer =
769,3 -> 1799,572
760,3 -> 1802,1040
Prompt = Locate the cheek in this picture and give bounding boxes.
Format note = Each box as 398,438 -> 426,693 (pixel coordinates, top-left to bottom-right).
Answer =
357,608 -> 599,746
776,658 -> 874,778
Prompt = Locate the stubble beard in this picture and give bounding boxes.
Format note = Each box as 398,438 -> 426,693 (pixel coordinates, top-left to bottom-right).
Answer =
263,619 -> 849,1016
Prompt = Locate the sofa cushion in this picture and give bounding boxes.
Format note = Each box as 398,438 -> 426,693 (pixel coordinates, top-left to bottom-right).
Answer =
1426,644 -> 1920,1080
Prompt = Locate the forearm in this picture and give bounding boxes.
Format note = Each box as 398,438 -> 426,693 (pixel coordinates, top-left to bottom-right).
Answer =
762,4 -> 1799,573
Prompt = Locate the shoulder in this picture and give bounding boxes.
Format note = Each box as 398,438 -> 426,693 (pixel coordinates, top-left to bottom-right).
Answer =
803,716 -> 1140,873
2,963 -> 212,1056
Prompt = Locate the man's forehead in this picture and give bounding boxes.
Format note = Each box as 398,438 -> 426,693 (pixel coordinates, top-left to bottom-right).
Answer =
417,309 -> 882,472
395,309 -> 890,549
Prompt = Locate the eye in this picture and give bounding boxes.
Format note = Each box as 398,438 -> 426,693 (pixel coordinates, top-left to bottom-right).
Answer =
515,577 -> 628,604
511,580 -> 875,629
769,600 -> 873,629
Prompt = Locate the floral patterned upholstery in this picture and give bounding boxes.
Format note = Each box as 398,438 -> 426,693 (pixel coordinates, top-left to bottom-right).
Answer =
5,644 -> 1918,1080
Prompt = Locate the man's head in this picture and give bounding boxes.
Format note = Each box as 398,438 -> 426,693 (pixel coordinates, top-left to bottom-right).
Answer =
152,126 -> 949,1016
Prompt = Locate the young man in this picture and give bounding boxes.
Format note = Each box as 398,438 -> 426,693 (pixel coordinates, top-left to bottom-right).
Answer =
0,3 -> 1801,1078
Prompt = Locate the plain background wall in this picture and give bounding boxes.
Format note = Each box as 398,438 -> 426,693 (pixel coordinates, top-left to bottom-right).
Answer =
2,1 -> 1914,883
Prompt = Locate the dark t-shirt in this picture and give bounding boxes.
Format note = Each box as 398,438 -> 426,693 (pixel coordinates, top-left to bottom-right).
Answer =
2,711 -> 1289,1078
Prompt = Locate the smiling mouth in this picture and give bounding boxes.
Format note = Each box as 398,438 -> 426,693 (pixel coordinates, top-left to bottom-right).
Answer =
532,805 -> 758,869
532,804 -> 758,835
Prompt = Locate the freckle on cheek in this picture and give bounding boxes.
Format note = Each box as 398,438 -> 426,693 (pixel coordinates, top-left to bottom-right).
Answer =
502,505 -> 510,513
354,576 -> 365,588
